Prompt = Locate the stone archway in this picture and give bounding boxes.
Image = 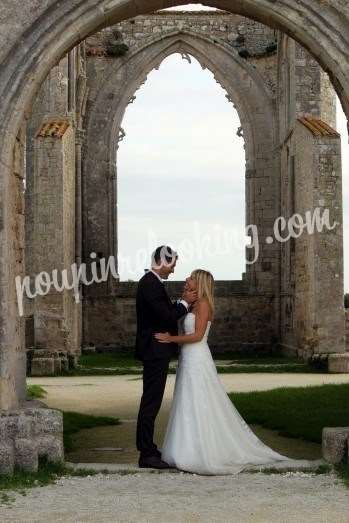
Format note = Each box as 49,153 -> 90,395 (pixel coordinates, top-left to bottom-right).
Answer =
0,0 -> 348,411
82,28 -> 277,291
80,24 -> 280,353
0,0 -> 348,472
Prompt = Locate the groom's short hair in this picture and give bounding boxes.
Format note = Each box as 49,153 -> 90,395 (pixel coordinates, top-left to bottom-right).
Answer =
151,245 -> 178,268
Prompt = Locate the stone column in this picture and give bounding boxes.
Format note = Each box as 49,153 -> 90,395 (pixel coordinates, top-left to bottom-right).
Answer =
0,124 -> 66,476
27,120 -> 79,376
0,124 -> 27,410
292,119 -> 346,365
74,128 -> 84,356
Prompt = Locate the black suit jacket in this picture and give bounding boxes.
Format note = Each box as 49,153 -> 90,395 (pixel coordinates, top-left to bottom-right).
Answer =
135,271 -> 187,361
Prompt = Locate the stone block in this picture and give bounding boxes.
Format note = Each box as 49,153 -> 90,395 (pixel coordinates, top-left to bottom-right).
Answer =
328,354 -> 349,373
82,345 -> 96,355
14,438 -> 38,472
30,408 -> 63,436
60,356 -> 69,372
68,353 -> 79,368
16,414 -> 33,438
37,435 -> 64,463
0,443 -> 15,475
53,357 -> 62,374
0,409 -> 64,475
322,427 -> 349,464
33,349 -> 59,358
31,358 -> 55,376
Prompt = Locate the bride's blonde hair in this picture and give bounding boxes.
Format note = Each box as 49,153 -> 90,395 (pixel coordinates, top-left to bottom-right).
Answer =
190,269 -> 215,316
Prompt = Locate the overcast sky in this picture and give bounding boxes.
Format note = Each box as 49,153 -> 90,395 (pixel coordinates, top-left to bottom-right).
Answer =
117,4 -> 349,288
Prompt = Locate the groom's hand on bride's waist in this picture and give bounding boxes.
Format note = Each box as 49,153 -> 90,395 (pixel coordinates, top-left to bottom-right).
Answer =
155,332 -> 172,343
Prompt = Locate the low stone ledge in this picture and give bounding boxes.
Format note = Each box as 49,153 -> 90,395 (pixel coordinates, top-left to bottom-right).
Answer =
28,349 -> 70,376
0,408 -> 64,475
66,458 -> 326,474
322,427 -> 349,464
328,354 -> 349,373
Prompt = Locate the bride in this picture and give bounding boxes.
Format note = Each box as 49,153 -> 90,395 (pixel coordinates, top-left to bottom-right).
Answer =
155,269 -> 294,475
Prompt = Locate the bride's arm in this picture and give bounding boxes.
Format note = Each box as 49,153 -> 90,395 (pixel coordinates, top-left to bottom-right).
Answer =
155,300 -> 210,344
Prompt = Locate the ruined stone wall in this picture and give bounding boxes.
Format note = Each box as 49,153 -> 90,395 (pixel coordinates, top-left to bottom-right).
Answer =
83,11 -> 280,301
86,11 -> 278,96
24,50 -> 87,374
345,310 -> 349,350
277,34 -> 341,361
280,120 -> 344,359
277,34 -> 337,141
295,43 -> 336,128
82,11 -> 338,359
23,11 -> 342,367
27,125 -> 78,376
83,281 -> 275,354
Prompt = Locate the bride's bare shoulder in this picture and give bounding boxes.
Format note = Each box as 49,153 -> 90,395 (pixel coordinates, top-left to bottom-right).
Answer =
195,298 -> 213,320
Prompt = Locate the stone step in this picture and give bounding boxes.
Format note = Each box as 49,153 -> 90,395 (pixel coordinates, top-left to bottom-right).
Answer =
66,459 -> 327,475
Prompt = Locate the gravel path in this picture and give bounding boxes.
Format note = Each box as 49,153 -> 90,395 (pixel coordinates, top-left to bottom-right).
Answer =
2,470 -> 349,522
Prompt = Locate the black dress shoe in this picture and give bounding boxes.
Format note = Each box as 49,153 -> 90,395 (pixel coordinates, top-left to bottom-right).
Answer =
140,449 -> 161,458
138,455 -> 171,469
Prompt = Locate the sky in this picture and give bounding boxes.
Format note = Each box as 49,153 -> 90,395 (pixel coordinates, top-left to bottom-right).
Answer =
117,4 -> 349,287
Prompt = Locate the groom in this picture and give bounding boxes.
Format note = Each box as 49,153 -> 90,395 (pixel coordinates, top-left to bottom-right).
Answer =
135,245 -> 197,469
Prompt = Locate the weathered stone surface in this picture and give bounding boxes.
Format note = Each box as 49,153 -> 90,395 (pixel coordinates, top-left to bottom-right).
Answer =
0,444 -> 15,475
328,354 -> 349,373
0,409 -> 64,474
84,282 -> 275,353
14,438 -> 38,472
29,408 -> 63,435
82,345 -> 96,354
31,358 -> 55,377
81,13 -> 343,362
19,10 -> 344,369
36,435 -> 64,462
322,427 -> 349,464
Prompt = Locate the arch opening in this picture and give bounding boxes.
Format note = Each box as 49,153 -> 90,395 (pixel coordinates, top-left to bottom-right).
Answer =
116,52 -> 246,282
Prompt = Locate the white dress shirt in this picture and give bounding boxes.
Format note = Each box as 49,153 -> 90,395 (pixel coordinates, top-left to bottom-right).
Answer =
148,269 -> 189,310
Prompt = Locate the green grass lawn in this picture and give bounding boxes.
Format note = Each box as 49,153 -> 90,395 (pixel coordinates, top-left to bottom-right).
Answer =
216,363 -> 319,373
229,382 -> 349,444
70,351 -> 320,376
27,385 -> 120,452
79,352 -> 137,368
63,411 -> 120,452
229,382 -> 349,486
27,384 -> 47,399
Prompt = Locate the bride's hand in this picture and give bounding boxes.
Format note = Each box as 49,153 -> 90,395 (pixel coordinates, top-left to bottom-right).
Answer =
155,332 -> 172,343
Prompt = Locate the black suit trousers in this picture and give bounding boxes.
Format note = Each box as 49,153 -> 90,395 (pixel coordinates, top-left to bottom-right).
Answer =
136,357 -> 170,457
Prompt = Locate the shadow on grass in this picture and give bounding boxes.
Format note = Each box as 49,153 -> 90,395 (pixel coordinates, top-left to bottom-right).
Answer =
63,411 -> 121,452
229,383 -> 349,444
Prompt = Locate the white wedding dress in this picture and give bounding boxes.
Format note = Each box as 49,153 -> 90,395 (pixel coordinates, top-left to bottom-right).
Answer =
161,312 -> 295,475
